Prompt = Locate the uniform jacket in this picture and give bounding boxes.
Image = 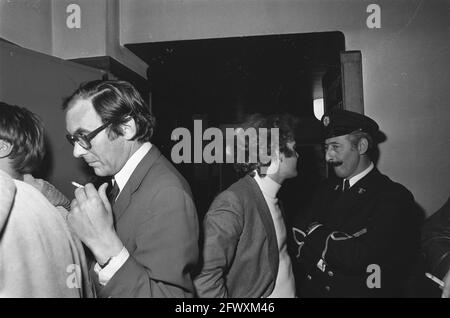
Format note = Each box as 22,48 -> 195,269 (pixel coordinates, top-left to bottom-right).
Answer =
422,197 -> 450,280
293,168 -> 421,297
194,175 -> 289,298
92,146 -> 199,298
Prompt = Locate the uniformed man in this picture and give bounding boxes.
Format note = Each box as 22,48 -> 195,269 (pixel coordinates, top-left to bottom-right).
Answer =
292,109 -> 422,297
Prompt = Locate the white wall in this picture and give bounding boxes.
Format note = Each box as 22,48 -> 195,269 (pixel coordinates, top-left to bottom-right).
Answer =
0,0 -> 53,54
51,0 -> 107,58
0,0 -> 147,78
120,0 -> 450,215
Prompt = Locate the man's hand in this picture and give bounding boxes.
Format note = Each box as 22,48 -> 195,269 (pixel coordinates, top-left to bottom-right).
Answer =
67,183 -> 123,265
442,269 -> 450,298
0,170 -> 16,230
23,174 -> 71,210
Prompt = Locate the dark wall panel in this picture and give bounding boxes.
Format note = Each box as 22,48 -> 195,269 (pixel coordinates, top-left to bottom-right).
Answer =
0,40 -> 105,198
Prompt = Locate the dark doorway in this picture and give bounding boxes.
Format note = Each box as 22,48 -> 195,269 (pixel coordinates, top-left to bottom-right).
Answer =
126,31 -> 345,219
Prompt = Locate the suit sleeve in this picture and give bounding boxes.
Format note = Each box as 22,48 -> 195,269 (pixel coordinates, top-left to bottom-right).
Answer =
96,186 -> 199,298
194,192 -> 243,298
301,190 -> 420,273
422,197 -> 450,279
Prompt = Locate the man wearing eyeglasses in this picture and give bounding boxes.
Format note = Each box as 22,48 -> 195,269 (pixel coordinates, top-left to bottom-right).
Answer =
63,80 -> 199,298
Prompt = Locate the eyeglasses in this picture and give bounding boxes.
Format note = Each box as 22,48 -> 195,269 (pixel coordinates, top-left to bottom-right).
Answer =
66,122 -> 111,150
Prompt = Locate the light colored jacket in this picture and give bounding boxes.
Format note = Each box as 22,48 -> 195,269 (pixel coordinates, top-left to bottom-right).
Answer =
0,179 -> 94,298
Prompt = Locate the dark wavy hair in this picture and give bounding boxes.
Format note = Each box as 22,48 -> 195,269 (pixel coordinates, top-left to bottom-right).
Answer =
233,113 -> 298,177
0,102 -> 45,175
63,80 -> 156,142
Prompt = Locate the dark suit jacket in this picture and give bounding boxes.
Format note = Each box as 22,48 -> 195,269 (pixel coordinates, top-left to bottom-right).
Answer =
195,175 -> 290,298
93,146 -> 199,298
293,168 -> 421,297
422,197 -> 450,280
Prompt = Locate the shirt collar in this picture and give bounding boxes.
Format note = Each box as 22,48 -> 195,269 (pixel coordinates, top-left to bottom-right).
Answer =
347,162 -> 374,188
114,142 -> 152,192
253,171 -> 281,200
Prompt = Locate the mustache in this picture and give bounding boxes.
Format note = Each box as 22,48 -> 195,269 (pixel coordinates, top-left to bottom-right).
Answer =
327,161 -> 343,167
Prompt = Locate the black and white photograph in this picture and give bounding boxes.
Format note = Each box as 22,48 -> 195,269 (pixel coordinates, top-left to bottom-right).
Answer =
0,0 -> 449,303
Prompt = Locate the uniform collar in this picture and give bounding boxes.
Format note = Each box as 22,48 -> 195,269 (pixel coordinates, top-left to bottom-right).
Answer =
346,162 -> 374,188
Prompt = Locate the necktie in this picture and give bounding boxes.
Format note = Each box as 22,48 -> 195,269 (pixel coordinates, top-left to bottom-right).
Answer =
342,179 -> 350,192
108,179 -> 120,204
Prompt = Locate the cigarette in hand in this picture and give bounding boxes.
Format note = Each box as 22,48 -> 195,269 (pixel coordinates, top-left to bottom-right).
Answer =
425,272 -> 445,289
71,181 -> 84,189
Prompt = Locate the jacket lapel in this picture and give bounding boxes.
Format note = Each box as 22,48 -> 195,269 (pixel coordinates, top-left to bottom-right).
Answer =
312,179 -> 342,223
243,175 -> 279,280
330,168 -> 383,224
112,146 -> 161,223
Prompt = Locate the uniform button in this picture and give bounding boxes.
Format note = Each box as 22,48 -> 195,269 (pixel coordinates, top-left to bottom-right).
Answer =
307,275 -> 312,280
325,286 -> 331,291
328,271 -> 334,277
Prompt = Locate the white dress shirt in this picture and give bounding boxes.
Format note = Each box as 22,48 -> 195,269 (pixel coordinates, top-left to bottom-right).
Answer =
113,142 -> 153,199
254,172 -> 296,298
94,142 -> 152,286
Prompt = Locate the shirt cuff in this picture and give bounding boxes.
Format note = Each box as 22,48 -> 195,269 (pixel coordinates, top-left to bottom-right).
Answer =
94,246 -> 130,286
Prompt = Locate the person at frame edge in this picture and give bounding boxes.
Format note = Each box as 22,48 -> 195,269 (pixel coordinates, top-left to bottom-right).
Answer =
422,197 -> 450,298
0,102 -> 93,297
292,108 -> 422,297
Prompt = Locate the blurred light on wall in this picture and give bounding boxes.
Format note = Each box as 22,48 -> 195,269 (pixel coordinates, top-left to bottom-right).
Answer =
313,98 -> 324,120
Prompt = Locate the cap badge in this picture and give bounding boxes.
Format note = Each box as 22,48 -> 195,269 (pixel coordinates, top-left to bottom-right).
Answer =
323,116 -> 330,127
